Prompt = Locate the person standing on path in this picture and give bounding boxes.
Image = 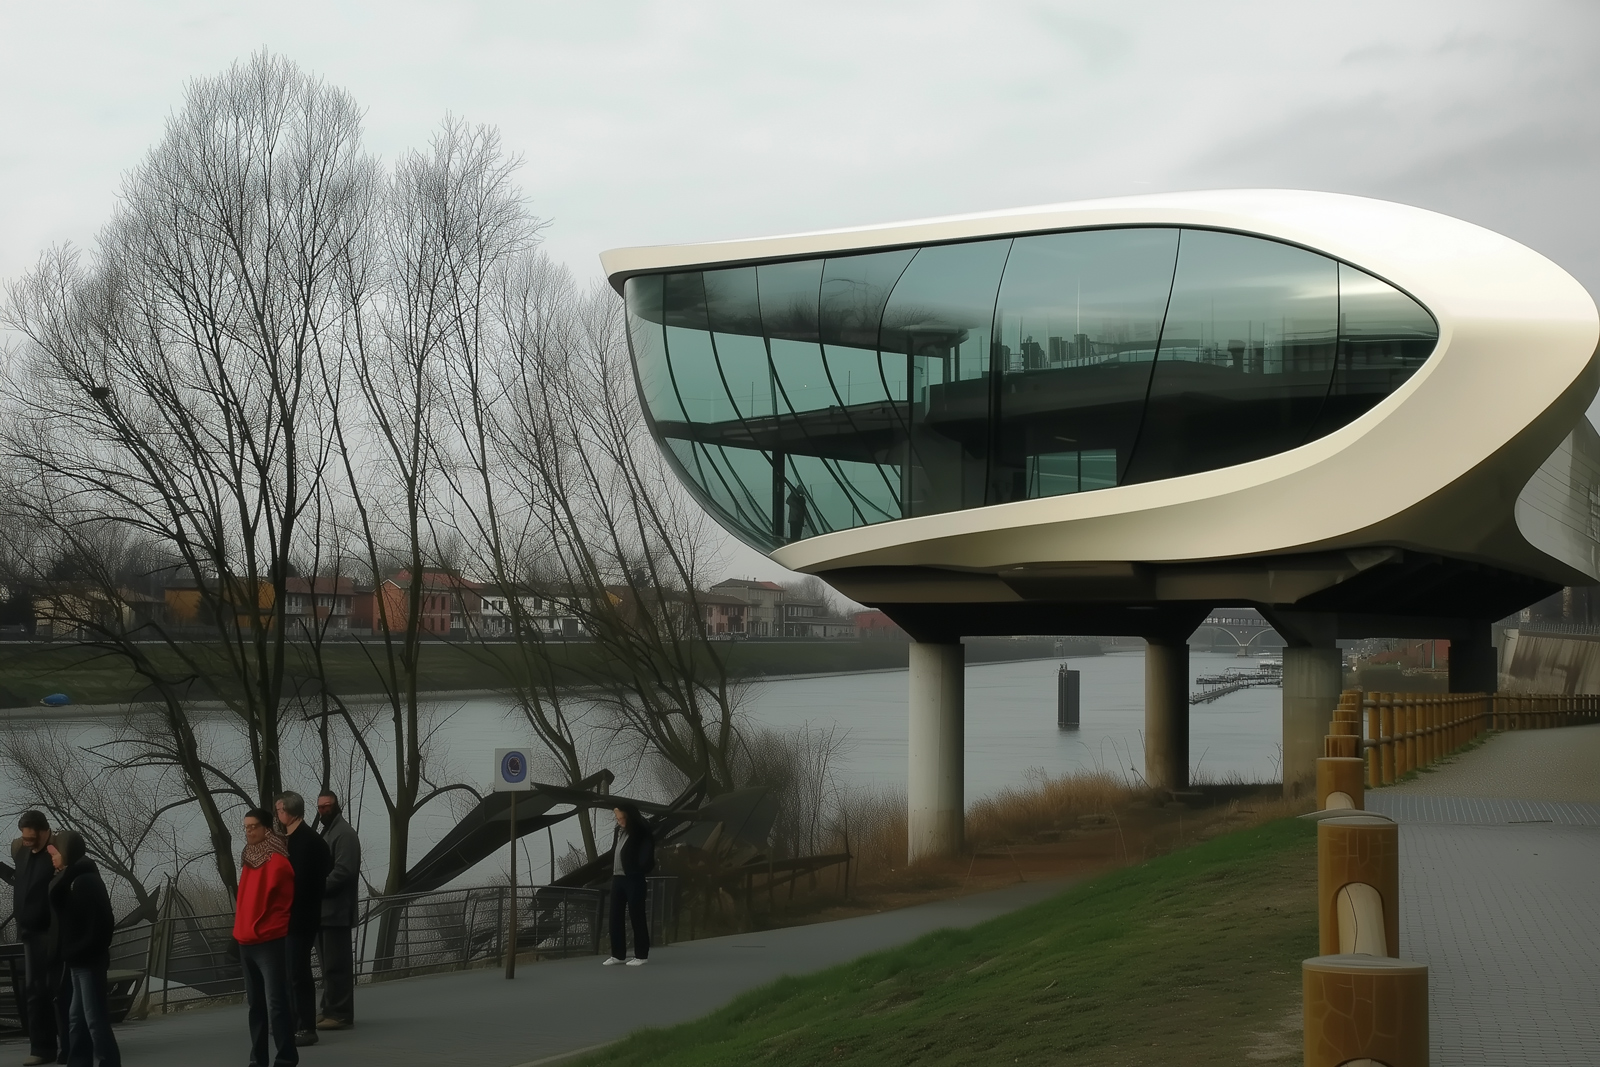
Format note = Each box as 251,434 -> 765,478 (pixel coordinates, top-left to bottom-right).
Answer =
234,808 -> 298,1067
274,792 -> 329,1047
313,790 -> 360,1031
46,831 -> 120,1067
11,810 -> 66,1066
601,804 -> 655,967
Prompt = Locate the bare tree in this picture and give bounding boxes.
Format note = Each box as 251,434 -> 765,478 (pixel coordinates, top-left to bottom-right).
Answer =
2,52 -> 375,813
316,116 -> 531,892
514,282 -> 746,796
0,723 -> 193,913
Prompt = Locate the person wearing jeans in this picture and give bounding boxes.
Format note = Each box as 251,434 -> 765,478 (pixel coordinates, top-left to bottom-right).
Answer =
602,804 -> 655,967
11,811 -> 64,1066
233,808 -> 298,1067
47,830 -> 120,1067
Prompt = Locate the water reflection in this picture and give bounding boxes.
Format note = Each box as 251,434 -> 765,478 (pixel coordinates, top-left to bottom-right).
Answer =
0,651 -> 1281,889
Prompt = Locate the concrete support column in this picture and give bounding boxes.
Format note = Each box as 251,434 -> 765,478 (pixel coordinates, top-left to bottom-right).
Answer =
908,641 -> 963,862
1448,622 -> 1497,693
1284,646 -> 1343,799
1143,636 -> 1189,791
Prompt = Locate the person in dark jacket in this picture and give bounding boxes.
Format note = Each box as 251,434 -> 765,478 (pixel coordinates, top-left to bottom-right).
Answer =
601,804 -> 655,967
312,790 -> 360,1030
274,792 -> 329,1047
11,810 -> 65,1066
46,831 -> 120,1067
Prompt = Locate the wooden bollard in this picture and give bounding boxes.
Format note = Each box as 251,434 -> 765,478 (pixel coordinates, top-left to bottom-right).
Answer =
1364,694 -> 1381,789
1324,717 -> 1361,759
1401,697 -> 1414,771
1304,954 -> 1429,1067
1316,756 -> 1365,810
1378,693 -> 1395,785
1318,815 -> 1399,957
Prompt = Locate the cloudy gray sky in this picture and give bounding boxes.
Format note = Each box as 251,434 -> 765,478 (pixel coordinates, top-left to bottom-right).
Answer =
4,0 -> 1597,586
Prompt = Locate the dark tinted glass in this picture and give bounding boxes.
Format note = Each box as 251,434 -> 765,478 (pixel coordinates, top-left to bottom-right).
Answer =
664,438 -> 778,549
1124,230 -> 1338,483
625,275 -> 685,423
1306,263 -> 1438,439
624,226 -> 1438,553
992,228 -> 1179,501
758,260 -> 822,343
880,239 -> 1012,516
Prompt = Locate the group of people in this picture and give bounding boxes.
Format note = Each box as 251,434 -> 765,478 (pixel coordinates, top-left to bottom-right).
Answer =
10,789 -> 361,1067
10,812 -> 120,1067
231,790 -> 362,1067
12,793 -> 660,1067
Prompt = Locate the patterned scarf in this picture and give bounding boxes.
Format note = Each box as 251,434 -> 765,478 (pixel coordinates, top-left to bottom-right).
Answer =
242,829 -> 289,870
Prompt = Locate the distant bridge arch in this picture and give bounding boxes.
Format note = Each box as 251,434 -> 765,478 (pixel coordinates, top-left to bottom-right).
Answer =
1192,610 -> 1283,655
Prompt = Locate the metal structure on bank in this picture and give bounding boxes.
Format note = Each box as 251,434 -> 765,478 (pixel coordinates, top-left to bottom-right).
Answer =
604,188 -> 1600,861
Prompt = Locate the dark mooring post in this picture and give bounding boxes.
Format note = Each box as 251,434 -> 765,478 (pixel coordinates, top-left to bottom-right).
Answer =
1057,665 -> 1081,729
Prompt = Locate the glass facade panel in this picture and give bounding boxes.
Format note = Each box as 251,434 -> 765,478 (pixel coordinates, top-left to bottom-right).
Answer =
992,228 -> 1179,500
1306,263 -> 1438,439
623,227 -> 1439,552
880,239 -> 1012,516
1123,230 -> 1339,483
783,453 -> 901,541
626,275 -> 684,423
665,438 -> 777,548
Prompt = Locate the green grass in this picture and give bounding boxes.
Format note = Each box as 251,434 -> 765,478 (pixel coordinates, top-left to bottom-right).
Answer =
579,818 -> 1318,1067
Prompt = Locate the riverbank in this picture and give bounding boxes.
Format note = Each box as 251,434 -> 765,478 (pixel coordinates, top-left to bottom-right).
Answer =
0,635 -> 1103,710
579,816 -> 1318,1067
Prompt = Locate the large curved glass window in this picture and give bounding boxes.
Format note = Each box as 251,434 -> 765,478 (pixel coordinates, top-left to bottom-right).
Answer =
1121,230 -> 1339,483
992,228 -> 1179,501
880,239 -> 1011,517
624,227 -> 1438,551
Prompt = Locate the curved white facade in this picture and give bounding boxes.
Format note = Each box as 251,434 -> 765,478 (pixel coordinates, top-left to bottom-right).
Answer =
605,190 -> 1600,632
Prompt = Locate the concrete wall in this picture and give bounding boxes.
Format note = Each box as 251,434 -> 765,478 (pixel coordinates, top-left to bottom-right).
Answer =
1500,629 -> 1600,693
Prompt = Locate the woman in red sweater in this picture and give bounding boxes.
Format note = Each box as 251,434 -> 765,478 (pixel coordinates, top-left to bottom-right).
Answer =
234,808 -> 298,1067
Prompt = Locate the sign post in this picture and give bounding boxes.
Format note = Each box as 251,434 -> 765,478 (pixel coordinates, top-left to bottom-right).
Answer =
493,748 -> 534,979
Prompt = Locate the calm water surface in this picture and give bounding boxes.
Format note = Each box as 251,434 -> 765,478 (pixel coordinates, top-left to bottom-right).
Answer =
1,650 -> 1282,887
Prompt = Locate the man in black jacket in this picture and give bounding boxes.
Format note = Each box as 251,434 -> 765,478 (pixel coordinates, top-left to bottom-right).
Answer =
47,830 -> 121,1067
274,792 -> 329,1047
11,810 -> 64,1066
313,790 -> 360,1030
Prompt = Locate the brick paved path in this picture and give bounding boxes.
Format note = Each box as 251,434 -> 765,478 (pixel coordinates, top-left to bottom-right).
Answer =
1367,723 -> 1600,1066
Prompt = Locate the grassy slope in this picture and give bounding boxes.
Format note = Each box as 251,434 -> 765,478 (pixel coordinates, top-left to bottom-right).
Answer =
582,818 -> 1317,1067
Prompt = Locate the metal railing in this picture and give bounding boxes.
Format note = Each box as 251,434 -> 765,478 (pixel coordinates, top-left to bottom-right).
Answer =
0,875 -> 681,1025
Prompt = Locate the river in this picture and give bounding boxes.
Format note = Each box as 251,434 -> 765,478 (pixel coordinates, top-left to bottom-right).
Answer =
0,650 -> 1283,893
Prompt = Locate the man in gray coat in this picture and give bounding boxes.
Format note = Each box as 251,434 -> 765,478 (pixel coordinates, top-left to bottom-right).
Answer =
314,790 -> 361,1030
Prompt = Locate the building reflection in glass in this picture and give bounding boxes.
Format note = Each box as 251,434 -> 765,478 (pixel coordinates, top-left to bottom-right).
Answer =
625,227 -> 1438,551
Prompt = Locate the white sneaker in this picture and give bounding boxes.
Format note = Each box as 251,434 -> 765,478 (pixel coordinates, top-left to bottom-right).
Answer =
602,956 -> 625,966
626,957 -> 648,966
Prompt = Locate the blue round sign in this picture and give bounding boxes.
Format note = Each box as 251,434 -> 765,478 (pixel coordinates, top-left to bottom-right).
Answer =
500,750 -> 528,784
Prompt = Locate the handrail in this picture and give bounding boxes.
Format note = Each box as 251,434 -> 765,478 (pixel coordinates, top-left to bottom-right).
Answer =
1344,690 -> 1600,787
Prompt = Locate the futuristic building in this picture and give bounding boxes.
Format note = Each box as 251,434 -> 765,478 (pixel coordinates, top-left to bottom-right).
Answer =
603,190 -> 1600,859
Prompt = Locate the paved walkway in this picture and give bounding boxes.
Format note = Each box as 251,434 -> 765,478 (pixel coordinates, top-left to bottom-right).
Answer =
1367,723 -> 1600,1067
2,878 -> 1067,1067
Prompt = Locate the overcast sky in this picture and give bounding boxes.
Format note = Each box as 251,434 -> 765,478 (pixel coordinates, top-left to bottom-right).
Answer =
3,0 -> 1597,588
